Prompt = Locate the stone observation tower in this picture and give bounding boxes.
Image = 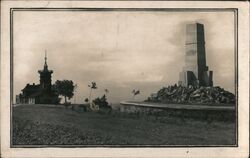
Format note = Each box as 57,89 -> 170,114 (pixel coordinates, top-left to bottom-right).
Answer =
179,23 -> 213,87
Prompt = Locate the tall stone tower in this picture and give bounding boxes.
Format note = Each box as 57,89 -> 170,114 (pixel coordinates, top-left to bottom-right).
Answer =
179,23 -> 213,87
38,51 -> 53,91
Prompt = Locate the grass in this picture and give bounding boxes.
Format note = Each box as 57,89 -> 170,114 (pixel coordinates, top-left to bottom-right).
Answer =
12,104 -> 236,146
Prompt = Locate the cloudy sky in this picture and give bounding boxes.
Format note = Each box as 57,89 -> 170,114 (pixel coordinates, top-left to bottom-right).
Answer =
13,10 -> 235,103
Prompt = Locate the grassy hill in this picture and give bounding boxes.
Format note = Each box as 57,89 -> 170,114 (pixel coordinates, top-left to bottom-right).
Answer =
12,104 -> 236,146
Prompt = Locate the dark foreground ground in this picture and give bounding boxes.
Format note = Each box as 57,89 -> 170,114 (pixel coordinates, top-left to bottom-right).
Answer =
12,104 -> 236,146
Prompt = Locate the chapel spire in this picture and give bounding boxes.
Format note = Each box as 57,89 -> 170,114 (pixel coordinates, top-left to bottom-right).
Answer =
44,49 -> 48,70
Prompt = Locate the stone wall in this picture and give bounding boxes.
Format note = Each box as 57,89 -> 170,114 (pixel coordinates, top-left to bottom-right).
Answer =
119,103 -> 235,122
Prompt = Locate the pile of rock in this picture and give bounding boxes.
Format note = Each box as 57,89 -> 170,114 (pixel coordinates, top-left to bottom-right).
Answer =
147,84 -> 235,104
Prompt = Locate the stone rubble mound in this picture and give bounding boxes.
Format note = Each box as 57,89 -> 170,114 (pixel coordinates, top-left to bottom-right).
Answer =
148,85 -> 236,104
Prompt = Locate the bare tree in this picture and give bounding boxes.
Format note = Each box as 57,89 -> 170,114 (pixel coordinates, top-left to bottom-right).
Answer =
132,89 -> 140,99
104,88 -> 109,96
88,82 -> 97,102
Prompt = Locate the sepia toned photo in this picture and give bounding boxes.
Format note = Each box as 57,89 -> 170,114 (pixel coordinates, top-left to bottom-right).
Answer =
11,8 -> 237,147
0,1 -> 249,158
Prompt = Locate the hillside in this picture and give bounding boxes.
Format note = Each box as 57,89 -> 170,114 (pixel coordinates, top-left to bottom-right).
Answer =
13,104 -> 236,146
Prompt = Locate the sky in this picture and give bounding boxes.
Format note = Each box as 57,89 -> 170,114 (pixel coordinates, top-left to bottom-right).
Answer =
13,10 -> 235,103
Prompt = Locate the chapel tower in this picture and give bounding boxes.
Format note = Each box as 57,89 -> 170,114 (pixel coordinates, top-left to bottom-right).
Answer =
38,50 -> 53,90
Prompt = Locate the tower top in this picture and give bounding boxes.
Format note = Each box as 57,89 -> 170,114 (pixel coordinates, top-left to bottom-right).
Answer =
186,22 -> 204,26
186,22 -> 205,45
